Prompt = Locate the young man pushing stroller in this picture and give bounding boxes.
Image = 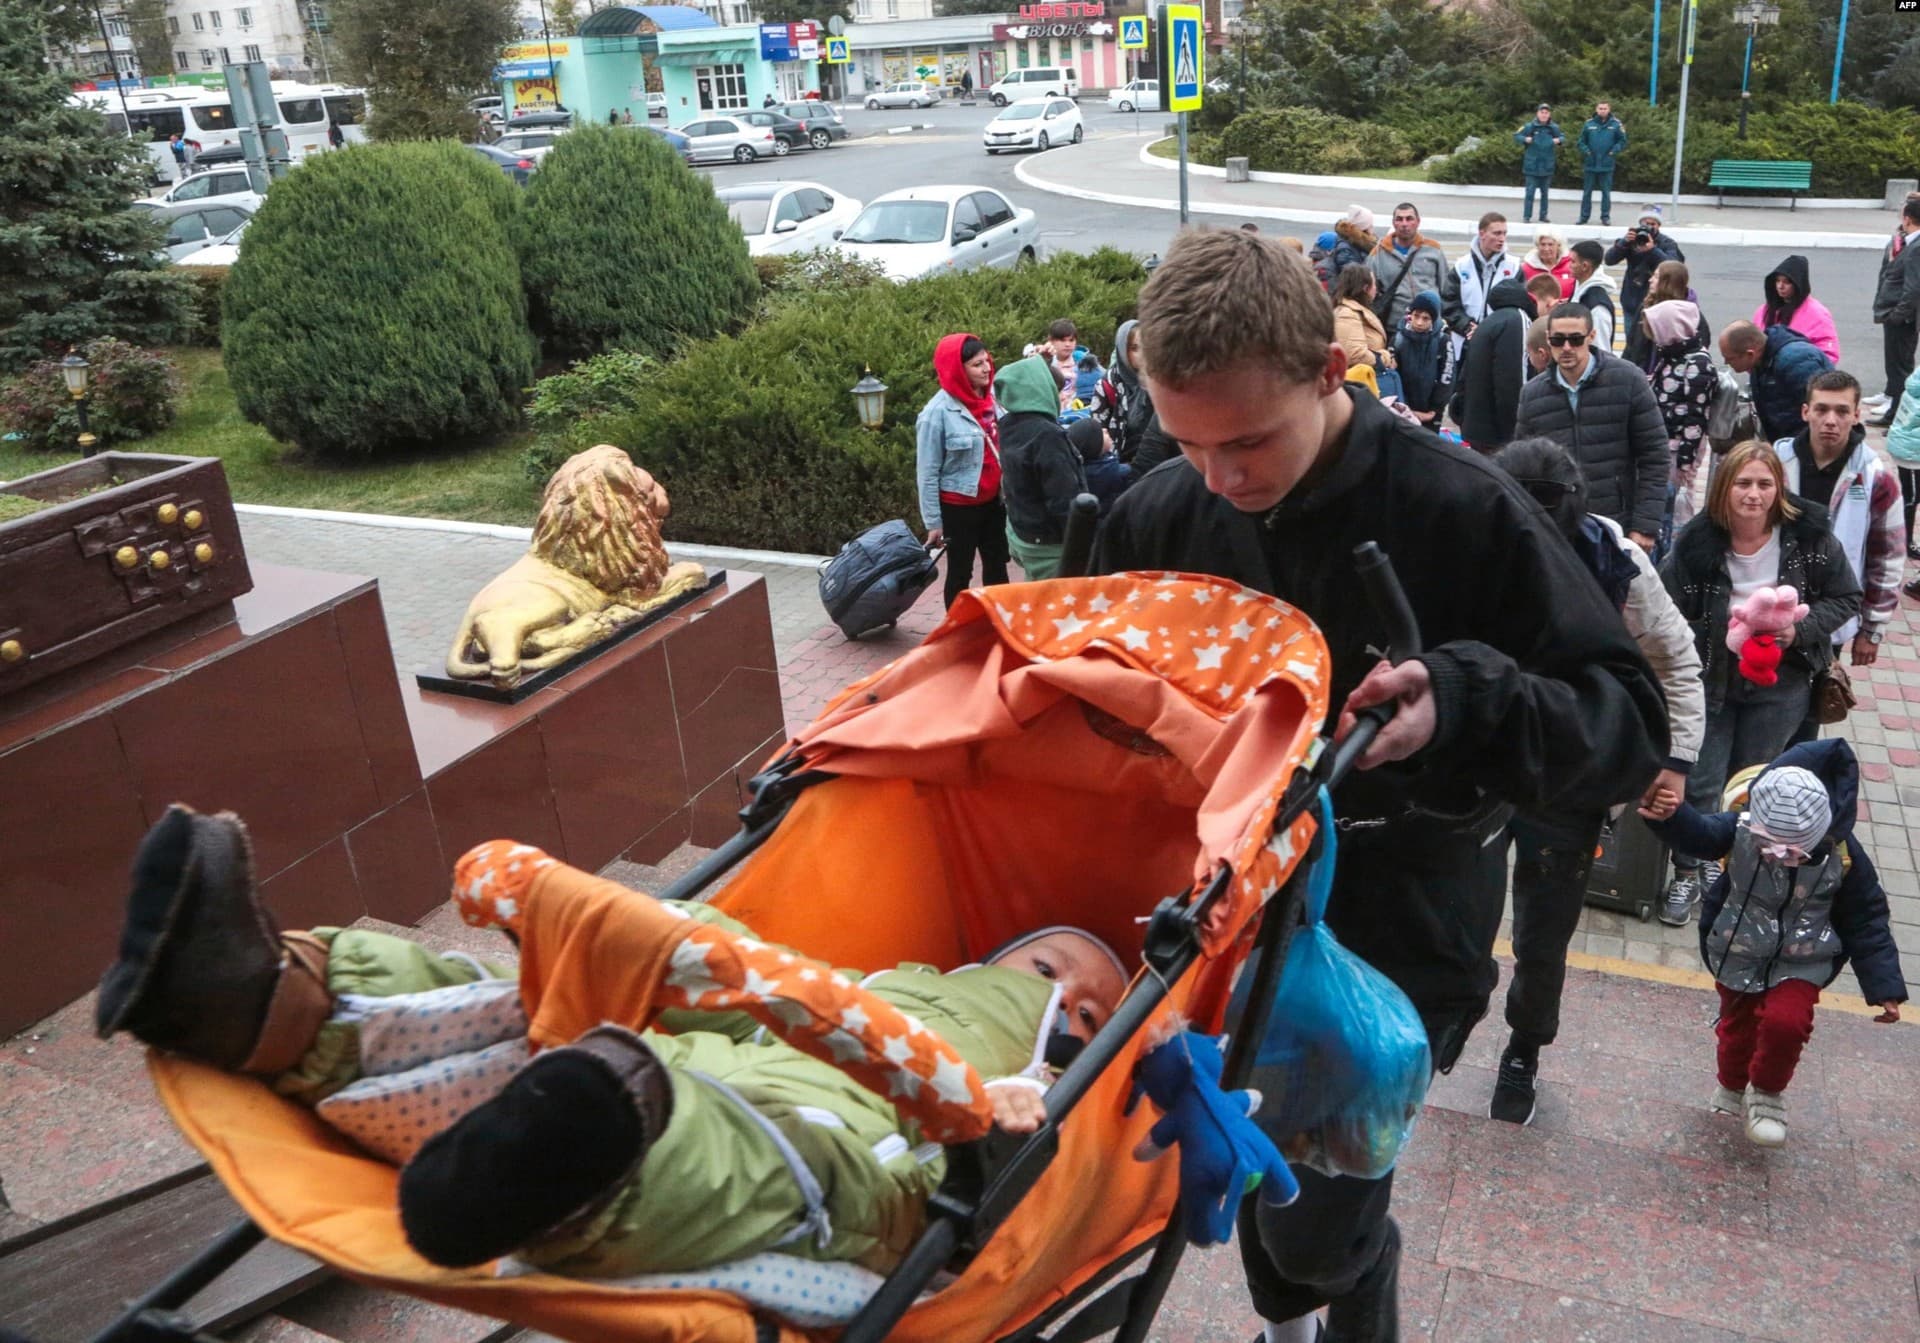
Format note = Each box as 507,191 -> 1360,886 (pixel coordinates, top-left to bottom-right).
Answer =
96,806 -> 1128,1279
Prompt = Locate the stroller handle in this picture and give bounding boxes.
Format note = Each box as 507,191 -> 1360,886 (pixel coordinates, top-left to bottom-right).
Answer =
1055,493 -> 1103,580
1313,542 -> 1423,799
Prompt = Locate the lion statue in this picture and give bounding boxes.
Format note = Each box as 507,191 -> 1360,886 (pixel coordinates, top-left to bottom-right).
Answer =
446,445 -> 706,687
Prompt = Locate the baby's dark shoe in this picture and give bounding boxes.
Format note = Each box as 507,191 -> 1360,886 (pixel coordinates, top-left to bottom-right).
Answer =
398,1025 -> 674,1268
95,805 -> 329,1072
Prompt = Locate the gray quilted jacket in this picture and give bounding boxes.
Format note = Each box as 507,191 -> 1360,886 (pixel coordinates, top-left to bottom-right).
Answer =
1513,350 -> 1671,537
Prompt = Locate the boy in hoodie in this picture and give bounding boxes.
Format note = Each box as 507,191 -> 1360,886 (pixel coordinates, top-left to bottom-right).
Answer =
1646,742 -> 1906,1147
997,355 -> 1088,579
1568,240 -> 1620,353
1755,255 -> 1841,364
95,808 -> 1130,1279
1448,278 -> 1536,452
1391,290 -> 1451,425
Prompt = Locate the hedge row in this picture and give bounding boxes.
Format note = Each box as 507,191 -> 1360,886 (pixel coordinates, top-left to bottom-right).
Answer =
1218,108 -> 1417,175
522,250 -> 1149,554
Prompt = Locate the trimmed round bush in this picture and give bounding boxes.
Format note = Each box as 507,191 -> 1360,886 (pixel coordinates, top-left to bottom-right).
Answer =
0,337 -> 179,452
522,249 -> 1149,554
518,124 -> 758,362
1217,108 -> 1413,174
221,141 -> 535,458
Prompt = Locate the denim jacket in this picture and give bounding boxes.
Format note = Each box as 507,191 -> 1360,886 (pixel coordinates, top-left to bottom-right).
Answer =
916,389 -> 991,531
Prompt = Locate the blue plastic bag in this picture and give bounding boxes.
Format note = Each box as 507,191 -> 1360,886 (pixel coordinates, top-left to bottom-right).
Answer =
1228,790 -> 1431,1180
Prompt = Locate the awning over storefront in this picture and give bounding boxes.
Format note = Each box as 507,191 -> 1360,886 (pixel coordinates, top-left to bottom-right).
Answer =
654,46 -> 739,65
580,5 -> 720,35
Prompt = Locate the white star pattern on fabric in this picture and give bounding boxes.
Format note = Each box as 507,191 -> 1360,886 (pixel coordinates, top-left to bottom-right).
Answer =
1088,594 -> 1112,613
929,1055 -> 976,1105
464,869 -> 494,902
841,1003 -> 870,1033
1231,620 -> 1254,641
1191,590 -> 1211,603
902,1014 -> 927,1035
995,604 -> 1014,623
506,844 -> 539,858
768,997 -> 812,1026
742,967 -> 779,998
666,938 -> 725,1000
1054,614 -> 1089,638
888,1068 -> 924,1099
1217,684 -> 1236,700
492,896 -> 518,922
1205,626 -> 1219,638
1061,594 -> 1077,607
822,1028 -> 866,1063
1269,829 -> 1296,866
1194,643 -> 1228,670
882,1034 -> 914,1066
798,968 -> 819,982
1155,591 -> 1176,602
1285,659 -> 1321,684
1120,626 -> 1151,651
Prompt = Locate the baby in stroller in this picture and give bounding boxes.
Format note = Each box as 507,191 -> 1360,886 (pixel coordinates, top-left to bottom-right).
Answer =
96,806 -> 1128,1282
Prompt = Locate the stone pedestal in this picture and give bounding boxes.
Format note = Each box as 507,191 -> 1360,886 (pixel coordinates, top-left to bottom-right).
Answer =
1225,156 -> 1250,182
0,564 -> 785,1036
1888,179 -> 1918,210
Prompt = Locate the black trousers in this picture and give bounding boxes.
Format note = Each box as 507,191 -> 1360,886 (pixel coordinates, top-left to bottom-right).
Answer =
1503,808 -> 1605,1050
1884,320 -> 1918,414
1899,467 -> 1919,539
939,496 -> 1009,609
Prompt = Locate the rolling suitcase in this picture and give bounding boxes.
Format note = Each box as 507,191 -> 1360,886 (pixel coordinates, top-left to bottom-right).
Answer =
1584,808 -> 1669,922
819,519 -> 941,640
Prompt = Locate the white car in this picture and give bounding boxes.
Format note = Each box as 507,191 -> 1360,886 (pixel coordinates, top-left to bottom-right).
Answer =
646,92 -> 669,118
675,115 -> 782,164
717,181 -> 862,257
177,217 -> 249,268
865,81 -> 939,110
833,185 -> 1036,280
156,167 -> 262,211
132,199 -> 255,262
1106,79 -> 1160,112
983,97 -> 1083,154
493,129 -> 568,161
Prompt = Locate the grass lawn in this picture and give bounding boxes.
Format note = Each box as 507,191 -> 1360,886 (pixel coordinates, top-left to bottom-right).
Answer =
0,348 -> 544,526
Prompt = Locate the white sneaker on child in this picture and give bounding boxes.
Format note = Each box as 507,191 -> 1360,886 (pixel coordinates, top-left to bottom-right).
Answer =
1744,1085 -> 1788,1146
1709,1084 -> 1744,1117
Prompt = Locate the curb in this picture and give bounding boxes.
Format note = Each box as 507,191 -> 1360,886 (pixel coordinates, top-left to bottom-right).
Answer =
232,502 -> 830,569
885,123 -> 939,134
1013,139 -> 1888,249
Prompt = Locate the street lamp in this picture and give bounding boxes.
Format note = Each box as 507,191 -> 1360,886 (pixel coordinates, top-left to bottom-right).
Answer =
850,368 -> 889,429
1732,0 -> 1780,140
61,350 -> 98,458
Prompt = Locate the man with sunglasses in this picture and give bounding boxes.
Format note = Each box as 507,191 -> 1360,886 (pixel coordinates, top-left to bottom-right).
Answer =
1514,302 -> 1671,552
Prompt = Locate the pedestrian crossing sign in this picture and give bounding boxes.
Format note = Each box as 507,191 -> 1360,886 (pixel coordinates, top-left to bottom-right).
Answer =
824,35 -> 851,62
1159,3 -> 1203,112
1118,15 -> 1148,49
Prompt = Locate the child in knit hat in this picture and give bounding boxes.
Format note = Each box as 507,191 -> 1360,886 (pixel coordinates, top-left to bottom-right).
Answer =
1647,740 -> 1906,1146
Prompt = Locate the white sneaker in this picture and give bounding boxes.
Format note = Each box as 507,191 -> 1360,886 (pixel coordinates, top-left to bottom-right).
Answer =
1863,393 -> 1891,410
1709,1084 -> 1744,1116
1744,1085 -> 1788,1146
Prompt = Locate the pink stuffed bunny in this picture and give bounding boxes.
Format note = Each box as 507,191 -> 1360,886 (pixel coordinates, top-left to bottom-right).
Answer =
1726,585 -> 1809,687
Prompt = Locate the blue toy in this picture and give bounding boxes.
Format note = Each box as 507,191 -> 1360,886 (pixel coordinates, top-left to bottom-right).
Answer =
1129,1029 -> 1298,1246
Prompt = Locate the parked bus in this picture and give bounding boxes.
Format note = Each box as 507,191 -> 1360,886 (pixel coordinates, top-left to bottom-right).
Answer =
72,80 -> 367,184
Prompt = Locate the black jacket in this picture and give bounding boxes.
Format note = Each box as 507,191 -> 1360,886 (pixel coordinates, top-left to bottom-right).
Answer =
1000,412 -> 1086,545
1092,389 -> 1666,1023
1449,278 -> 1535,451
1874,228 -> 1920,326
1604,229 -> 1683,318
1659,500 -> 1862,713
1129,411 -> 1180,476
1513,348 -> 1671,538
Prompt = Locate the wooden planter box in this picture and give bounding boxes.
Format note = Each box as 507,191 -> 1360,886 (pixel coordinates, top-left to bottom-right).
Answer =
0,454 -> 252,696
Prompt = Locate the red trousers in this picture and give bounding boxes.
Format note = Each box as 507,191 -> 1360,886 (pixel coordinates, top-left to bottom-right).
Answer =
1715,979 -> 1820,1093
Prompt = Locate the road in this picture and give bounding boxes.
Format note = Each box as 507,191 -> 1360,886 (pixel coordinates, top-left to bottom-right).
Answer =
693,100 -> 1886,376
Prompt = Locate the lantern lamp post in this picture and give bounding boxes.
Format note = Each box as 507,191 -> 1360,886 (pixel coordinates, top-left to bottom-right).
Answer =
850,368 -> 889,430
61,350 -> 98,458
1732,1 -> 1780,139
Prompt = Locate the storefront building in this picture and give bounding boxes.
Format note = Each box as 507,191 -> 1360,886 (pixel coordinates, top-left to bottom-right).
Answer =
653,24 -> 822,119
991,3 -> 1157,94
495,6 -> 732,122
841,15 -> 1007,98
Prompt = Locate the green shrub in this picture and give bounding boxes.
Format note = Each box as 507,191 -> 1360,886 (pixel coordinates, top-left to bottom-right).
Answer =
1431,99 -> 1915,197
0,337 -> 179,452
221,141 -> 535,458
1217,107 -> 1413,174
518,125 -> 758,362
522,250 -> 1148,553
182,266 -> 228,347
524,348 -> 655,434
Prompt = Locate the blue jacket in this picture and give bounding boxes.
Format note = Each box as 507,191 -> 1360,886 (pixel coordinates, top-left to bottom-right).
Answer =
1649,738 -> 1908,1006
1513,119 -> 1564,175
1578,115 -> 1626,172
1082,453 -> 1132,513
1750,323 -> 1835,442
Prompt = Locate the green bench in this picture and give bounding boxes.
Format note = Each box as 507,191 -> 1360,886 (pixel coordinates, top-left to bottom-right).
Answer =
1708,159 -> 1814,210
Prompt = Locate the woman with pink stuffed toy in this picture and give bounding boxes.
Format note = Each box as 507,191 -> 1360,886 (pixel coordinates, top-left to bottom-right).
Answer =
1655,441 -> 1860,926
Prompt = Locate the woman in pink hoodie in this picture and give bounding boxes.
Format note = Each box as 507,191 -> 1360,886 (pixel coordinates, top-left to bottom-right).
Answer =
1752,255 -> 1840,364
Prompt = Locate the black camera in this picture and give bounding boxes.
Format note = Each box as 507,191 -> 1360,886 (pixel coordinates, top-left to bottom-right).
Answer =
1630,227 -> 1655,246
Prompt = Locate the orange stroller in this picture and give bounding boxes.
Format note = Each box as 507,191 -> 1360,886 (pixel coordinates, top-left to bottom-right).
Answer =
77,540 -> 1424,1343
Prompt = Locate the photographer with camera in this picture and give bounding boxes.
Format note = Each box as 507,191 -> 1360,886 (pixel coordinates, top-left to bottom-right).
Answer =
1606,209 -> 1684,361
